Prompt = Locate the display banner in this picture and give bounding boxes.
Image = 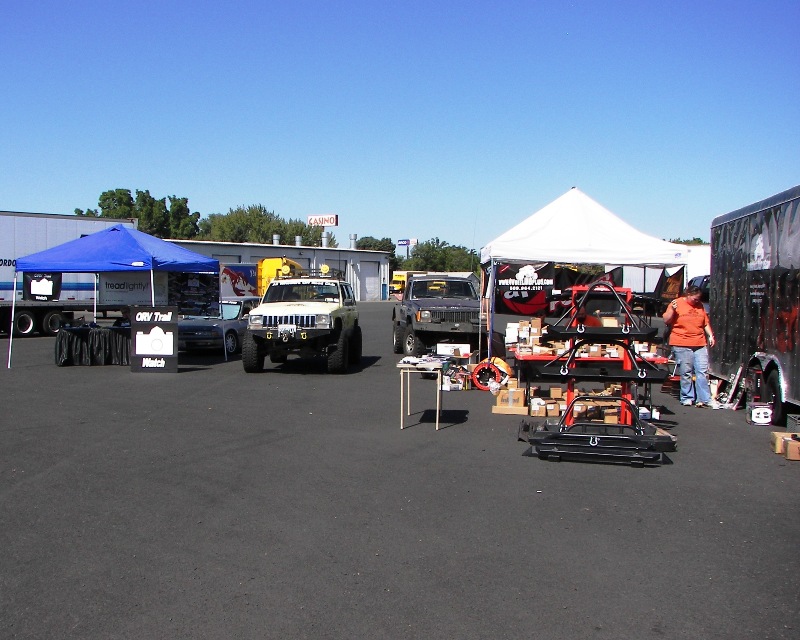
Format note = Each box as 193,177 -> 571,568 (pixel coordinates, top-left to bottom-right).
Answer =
656,267 -> 684,305
130,306 -> 179,373
23,273 -> 62,301
99,272 -> 168,306
490,263 -> 624,316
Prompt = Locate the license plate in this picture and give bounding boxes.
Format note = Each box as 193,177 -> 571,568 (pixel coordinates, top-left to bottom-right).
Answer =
278,324 -> 296,337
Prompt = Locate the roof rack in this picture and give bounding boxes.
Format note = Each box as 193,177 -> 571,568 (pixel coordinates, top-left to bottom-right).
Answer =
276,268 -> 345,280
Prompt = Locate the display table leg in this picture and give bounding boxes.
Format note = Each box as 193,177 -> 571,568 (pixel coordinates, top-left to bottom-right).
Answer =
435,369 -> 441,430
400,369 -> 405,429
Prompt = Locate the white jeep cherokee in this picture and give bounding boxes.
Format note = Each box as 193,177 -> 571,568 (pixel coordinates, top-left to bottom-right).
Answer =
242,272 -> 361,373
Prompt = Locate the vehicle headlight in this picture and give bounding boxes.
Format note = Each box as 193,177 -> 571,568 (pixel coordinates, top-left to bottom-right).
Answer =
249,315 -> 264,327
418,310 -> 432,322
315,314 -> 331,329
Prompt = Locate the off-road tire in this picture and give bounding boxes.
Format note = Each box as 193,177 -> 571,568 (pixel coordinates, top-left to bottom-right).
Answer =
242,331 -> 264,372
349,325 -> 363,365
392,323 -> 404,354
764,370 -> 786,426
327,330 -> 349,374
403,326 -> 425,357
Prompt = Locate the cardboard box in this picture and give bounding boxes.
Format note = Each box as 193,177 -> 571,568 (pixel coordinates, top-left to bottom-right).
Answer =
492,405 -> 530,415
496,388 -> 525,407
546,402 -> 560,417
549,386 -> 563,399
436,343 -> 471,357
505,324 -> 519,344
784,439 -> 800,461
529,405 -> 547,417
771,431 -> 800,454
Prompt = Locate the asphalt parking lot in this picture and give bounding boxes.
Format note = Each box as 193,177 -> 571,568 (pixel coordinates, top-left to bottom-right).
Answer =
1,301 -> 799,639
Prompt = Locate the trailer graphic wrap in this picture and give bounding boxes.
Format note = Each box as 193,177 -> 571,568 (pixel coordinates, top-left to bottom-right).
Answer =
710,187 -> 800,414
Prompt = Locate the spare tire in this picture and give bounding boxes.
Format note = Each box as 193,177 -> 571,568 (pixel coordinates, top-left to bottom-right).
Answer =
471,361 -> 505,391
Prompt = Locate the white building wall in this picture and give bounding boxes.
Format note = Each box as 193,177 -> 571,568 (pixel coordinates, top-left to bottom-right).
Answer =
169,239 -> 391,302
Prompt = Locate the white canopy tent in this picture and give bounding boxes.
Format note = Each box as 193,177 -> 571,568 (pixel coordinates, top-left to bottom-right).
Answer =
480,187 -> 688,267
479,187 -> 690,359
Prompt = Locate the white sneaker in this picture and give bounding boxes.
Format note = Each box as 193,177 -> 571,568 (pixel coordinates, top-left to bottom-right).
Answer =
710,400 -> 723,410
680,400 -> 692,406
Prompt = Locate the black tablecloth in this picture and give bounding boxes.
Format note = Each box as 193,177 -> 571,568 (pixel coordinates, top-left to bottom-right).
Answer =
55,327 -> 131,366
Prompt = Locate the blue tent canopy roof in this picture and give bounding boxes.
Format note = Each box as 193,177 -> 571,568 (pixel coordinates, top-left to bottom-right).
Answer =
15,224 -> 219,273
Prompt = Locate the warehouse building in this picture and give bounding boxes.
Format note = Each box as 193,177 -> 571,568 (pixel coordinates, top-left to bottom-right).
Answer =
170,235 -> 392,302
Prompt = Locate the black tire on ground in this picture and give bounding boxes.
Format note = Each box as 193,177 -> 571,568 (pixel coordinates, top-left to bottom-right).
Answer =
13,311 -> 36,336
241,331 -> 264,373
224,330 -> 239,354
349,325 -> 363,365
403,326 -> 425,356
327,330 -> 349,374
392,323 -> 404,354
41,311 -> 63,337
764,370 -> 786,426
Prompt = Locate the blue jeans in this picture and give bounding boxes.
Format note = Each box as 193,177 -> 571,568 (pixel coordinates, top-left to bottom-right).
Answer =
673,345 -> 711,404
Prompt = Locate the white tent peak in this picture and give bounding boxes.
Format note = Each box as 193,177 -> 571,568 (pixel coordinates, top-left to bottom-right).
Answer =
480,187 -> 687,266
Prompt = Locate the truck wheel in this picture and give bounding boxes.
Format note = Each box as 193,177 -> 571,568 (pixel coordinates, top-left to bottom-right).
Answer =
41,311 -> 63,336
327,330 -> 349,373
13,311 -> 36,336
764,370 -> 786,426
392,323 -> 404,354
224,330 -> 239,355
403,326 -> 425,356
242,331 -> 264,372
349,325 -> 363,365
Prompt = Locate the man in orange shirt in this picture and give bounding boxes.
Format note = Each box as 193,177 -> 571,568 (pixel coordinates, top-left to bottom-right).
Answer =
663,285 -> 720,408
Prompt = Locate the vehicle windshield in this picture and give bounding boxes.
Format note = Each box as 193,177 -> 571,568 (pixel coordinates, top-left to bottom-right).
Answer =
409,280 -> 478,299
263,282 -> 340,302
220,301 -> 243,320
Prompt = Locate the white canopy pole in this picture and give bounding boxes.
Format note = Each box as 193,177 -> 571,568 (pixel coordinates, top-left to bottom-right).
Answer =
6,272 -> 18,368
150,270 -> 155,306
93,273 -> 98,323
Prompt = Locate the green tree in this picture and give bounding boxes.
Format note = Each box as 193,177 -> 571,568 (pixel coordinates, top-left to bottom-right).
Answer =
75,188 -> 201,239
668,237 -> 707,245
167,196 -> 201,239
134,190 -> 169,237
198,204 -> 333,247
402,238 -> 478,273
98,188 -> 136,219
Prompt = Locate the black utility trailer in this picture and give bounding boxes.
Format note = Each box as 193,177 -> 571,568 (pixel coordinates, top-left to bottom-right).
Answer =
710,185 -> 800,424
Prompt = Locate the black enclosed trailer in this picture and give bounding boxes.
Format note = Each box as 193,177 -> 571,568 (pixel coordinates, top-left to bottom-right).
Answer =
709,185 -> 800,424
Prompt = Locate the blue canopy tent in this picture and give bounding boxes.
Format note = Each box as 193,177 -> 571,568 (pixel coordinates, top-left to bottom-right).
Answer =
7,224 -> 219,367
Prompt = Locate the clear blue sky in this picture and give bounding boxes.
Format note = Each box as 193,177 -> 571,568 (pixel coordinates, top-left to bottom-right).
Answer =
2,1 -> 798,252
